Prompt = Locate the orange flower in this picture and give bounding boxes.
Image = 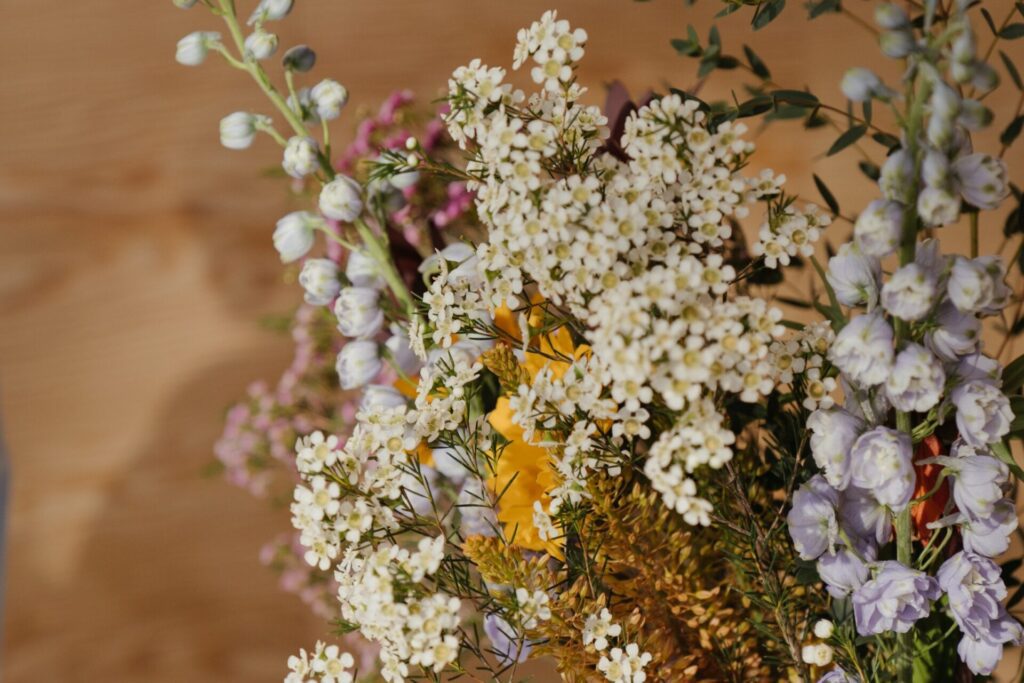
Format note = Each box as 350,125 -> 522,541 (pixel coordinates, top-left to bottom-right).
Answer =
911,434 -> 949,542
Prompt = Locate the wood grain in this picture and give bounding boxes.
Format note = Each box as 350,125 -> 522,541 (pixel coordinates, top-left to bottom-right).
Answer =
1,0 -> 1021,680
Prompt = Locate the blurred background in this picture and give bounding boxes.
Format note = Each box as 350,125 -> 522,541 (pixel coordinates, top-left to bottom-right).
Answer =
1,0 -> 1022,680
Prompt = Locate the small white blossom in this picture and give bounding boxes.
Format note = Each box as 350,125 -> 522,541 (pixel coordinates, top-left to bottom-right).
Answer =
274,211 -> 321,262
336,340 -> 382,389
319,176 -> 364,223
283,136 -> 320,179
176,31 -> 220,66
299,258 -> 341,306
311,80 -> 350,121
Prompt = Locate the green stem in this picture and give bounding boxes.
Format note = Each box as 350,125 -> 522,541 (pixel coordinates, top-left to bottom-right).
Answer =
970,212 -> 979,259
354,218 -> 417,317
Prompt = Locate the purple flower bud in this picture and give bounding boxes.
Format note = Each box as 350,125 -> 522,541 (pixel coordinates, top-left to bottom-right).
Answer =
787,475 -> 840,560
818,545 -> 873,599
852,561 -> 940,635
951,379 -> 1012,448
809,408 -> 865,490
961,498 -> 1018,557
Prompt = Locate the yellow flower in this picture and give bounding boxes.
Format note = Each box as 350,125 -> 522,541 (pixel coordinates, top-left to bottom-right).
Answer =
486,309 -> 586,559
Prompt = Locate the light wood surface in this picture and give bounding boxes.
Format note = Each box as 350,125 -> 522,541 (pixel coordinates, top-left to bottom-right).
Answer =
1,0 -> 1022,680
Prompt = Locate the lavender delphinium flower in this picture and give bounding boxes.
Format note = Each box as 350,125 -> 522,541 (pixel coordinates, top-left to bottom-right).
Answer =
808,407 -> 865,490
840,484 -> 893,546
817,544 -> 873,599
880,263 -> 937,321
827,243 -> 881,307
850,427 -> 915,511
852,561 -> 940,635
884,343 -> 945,412
829,312 -> 894,388
938,551 -> 1024,675
937,443 -> 1009,520
484,613 -> 532,664
960,499 -> 1019,557
817,668 -> 861,683
925,301 -> 981,361
787,475 -> 840,560
951,379 -> 1012,447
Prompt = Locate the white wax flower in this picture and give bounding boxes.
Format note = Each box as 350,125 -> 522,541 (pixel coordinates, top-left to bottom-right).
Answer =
248,0 -> 293,24
854,199 -> 903,257
219,112 -> 262,150
335,340 -> 382,390
298,258 -> 341,305
948,256 -> 1010,315
176,31 -> 220,66
334,287 -> 385,339
841,68 -> 890,102
283,136 -> 320,179
319,175 -> 364,222
953,153 -> 1009,210
273,211 -> 321,262
850,427 -> 915,511
952,380 -> 1012,448
310,79 -> 349,121
881,263 -> 937,321
244,29 -> 278,60
884,343 -> 945,413
917,186 -> 961,227
344,249 -> 384,292
829,312 -> 894,388
926,302 -> 980,361
879,148 -> 914,202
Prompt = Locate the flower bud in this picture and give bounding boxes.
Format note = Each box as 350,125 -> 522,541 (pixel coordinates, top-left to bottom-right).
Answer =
172,0 -> 198,8
854,198 -> 903,257
310,79 -> 349,121
247,0 -> 293,25
298,258 -> 341,305
336,340 -> 382,390
244,29 -> 278,60
874,3 -> 909,29
389,167 -> 420,190
346,249 -> 385,290
319,175 -> 364,222
334,287 -> 385,339
814,619 -> 835,639
841,68 -> 883,102
971,62 -> 999,93
273,211 -> 321,262
921,147 -> 951,189
360,384 -> 408,411
283,136 -> 320,179
950,59 -> 976,85
879,148 -> 914,202
958,99 -> 993,131
951,25 -> 976,65
176,31 -> 220,67
802,643 -> 834,667
880,30 -> 915,59
219,112 -> 260,150
283,45 -> 317,72
917,186 -> 961,227
953,153 -> 1009,210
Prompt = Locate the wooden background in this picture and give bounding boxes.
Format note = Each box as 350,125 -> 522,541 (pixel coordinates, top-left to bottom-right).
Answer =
1,0 -> 1022,680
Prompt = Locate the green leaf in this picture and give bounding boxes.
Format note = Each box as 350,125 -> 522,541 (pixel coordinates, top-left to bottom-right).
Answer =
736,94 -> 775,118
1010,396 -> 1024,434
1008,583 -> 1024,610
1002,114 -> 1024,147
858,161 -> 881,181
1000,23 -> 1024,39
771,89 -> 819,107
1000,51 -> 1024,91
813,174 -> 841,215
752,0 -> 786,30
872,131 -> 901,149
862,100 -> 873,124
743,44 -> 771,80
991,441 -> 1024,480
827,125 -> 867,156
671,25 -> 703,57
808,0 -> 840,18
1005,353 -> 1024,393
981,8 -> 998,35
810,255 -> 846,330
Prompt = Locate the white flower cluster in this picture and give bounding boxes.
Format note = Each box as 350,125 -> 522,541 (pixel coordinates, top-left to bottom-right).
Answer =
286,642 -> 355,683
441,12 -> 815,523
768,320 -> 837,411
334,540 -> 461,681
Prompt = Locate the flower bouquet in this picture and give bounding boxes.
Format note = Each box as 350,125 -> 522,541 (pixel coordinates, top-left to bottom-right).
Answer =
176,0 -> 1024,680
